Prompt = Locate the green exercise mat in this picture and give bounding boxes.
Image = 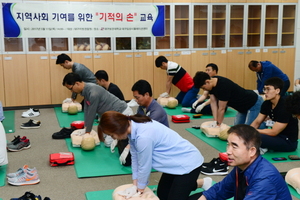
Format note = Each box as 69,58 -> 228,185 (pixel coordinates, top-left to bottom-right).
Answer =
54,107 -> 98,128
86,184 -> 297,200
186,128 -> 300,163
2,111 -> 15,133
288,184 -> 300,199
65,138 -> 132,178
164,105 -> 237,119
0,165 -> 7,187
85,183 -> 234,200
85,185 -> 158,200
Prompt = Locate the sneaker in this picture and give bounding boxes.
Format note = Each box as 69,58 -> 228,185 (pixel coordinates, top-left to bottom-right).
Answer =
7,165 -> 37,178
201,157 -> 229,175
10,191 -> 41,200
20,120 -> 41,129
7,136 -> 28,149
21,108 -> 40,118
52,127 -> 75,139
8,171 -> 40,186
7,139 -> 31,152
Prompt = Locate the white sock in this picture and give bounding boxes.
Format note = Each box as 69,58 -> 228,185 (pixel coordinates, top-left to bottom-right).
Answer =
260,148 -> 268,155
181,108 -> 191,113
202,177 -> 213,191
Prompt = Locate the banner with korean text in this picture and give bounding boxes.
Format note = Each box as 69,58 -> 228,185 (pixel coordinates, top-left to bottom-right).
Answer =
2,2 -> 165,37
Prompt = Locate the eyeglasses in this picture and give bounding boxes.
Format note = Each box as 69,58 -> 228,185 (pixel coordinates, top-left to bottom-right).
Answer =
68,85 -> 74,91
262,87 -> 274,93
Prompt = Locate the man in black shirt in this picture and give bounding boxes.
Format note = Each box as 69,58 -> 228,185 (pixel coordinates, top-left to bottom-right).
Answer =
95,70 -> 125,101
251,77 -> 298,152
193,71 -> 263,127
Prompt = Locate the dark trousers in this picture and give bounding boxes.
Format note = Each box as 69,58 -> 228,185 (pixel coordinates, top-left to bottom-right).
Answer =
157,166 -> 201,200
261,134 -> 298,152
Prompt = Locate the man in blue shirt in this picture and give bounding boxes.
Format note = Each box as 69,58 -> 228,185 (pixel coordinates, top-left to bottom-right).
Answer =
190,124 -> 291,200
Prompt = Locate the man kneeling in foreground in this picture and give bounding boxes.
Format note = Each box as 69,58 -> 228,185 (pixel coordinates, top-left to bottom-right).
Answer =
190,124 -> 291,200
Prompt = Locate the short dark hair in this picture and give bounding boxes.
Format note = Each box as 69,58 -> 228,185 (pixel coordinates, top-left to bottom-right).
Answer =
62,72 -> 82,86
193,71 -> 211,88
95,70 -> 109,81
131,79 -> 152,97
155,56 -> 168,68
206,63 -> 218,73
56,53 -> 72,64
285,91 -> 300,115
248,60 -> 260,68
228,124 -> 261,156
264,77 -> 284,92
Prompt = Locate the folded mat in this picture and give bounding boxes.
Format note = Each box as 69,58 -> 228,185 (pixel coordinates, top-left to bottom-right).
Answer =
164,105 -> 237,119
54,107 -> 98,128
65,138 -> 155,178
186,128 -> 300,163
2,111 -> 15,133
0,165 -> 7,187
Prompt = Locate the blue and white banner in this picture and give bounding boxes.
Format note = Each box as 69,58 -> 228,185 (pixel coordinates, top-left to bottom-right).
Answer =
2,2 -> 165,37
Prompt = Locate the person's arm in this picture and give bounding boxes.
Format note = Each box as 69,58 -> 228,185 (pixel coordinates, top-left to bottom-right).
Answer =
195,91 -> 209,104
243,177 -> 279,200
209,94 -> 218,122
166,75 -> 173,94
257,122 -> 287,136
198,195 -> 207,200
250,113 -> 266,129
84,96 -> 99,133
216,100 -> 227,125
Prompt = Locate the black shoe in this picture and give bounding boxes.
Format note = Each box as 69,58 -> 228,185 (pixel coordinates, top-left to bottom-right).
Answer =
201,157 -> 229,175
20,119 -> 41,129
10,191 -> 41,200
52,127 -> 74,139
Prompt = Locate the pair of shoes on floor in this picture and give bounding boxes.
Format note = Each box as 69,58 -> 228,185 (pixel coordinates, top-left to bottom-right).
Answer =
21,108 -> 40,118
10,191 -> 51,200
52,127 -> 75,139
201,153 -> 229,176
7,165 -> 40,186
7,135 -> 31,152
20,119 -> 41,129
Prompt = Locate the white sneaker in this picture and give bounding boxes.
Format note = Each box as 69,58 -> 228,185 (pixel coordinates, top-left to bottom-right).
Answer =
21,108 -> 40,118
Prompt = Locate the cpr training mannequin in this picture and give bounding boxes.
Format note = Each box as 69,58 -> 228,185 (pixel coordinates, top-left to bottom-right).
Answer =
113,184 -> 159,200
62,98 -> 82,113
71,129 -> 100,148
157,97 -> 178,109
285,168 -> 300,195
200,121 -> 230,138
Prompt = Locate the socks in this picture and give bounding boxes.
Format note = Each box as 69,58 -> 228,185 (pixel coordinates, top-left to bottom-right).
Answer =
202,177 -> 213,191
181,108 -> 191,113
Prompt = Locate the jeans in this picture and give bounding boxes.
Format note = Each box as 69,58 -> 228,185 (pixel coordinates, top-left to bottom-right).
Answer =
176,86 -> 200,107
261,134 -> 298,152
234,95 -> 264,125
